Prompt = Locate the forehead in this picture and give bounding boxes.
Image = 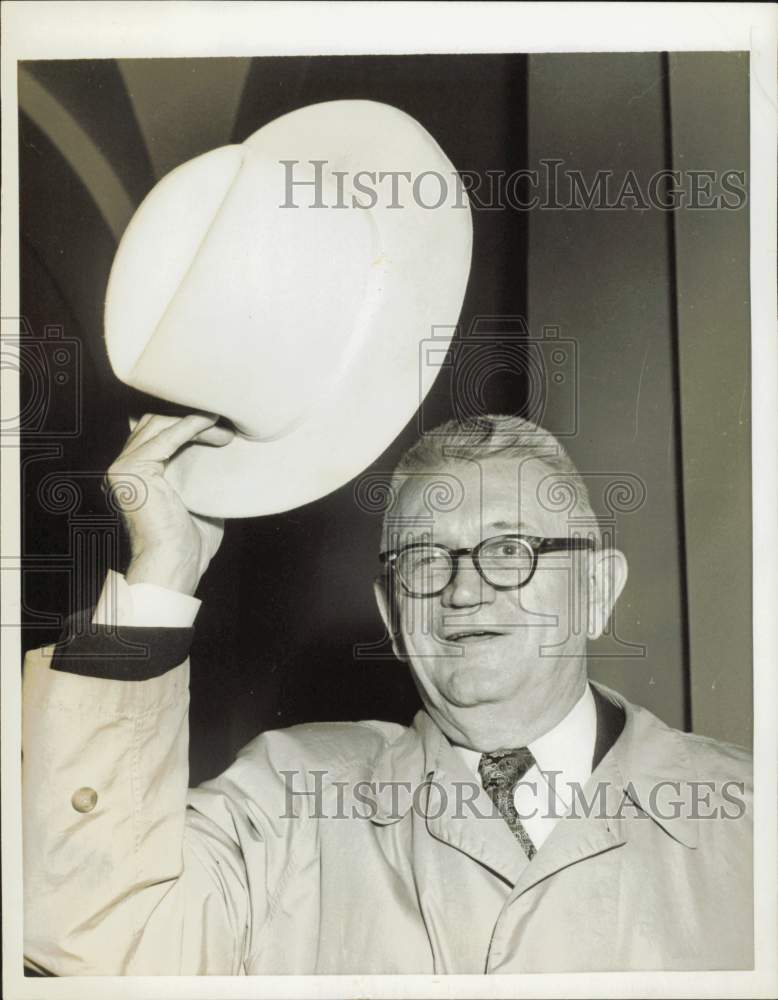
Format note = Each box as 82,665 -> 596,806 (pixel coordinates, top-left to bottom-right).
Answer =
389,455 -> 568,539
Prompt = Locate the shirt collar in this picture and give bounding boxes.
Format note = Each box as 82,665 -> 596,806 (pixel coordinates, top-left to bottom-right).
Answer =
451,682 -> 597,792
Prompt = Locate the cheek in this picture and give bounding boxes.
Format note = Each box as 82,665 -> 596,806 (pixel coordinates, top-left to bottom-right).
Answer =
516,570 -> 590,658
515,565 -> 579,621
396,597 -> 438,648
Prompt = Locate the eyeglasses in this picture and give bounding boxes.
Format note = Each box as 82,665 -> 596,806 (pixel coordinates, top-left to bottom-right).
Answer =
379,533 -> 595,598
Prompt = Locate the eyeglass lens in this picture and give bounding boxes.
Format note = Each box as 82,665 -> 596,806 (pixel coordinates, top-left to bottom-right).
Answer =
395,537 -> 535,595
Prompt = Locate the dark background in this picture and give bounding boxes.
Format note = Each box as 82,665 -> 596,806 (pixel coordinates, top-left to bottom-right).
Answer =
18,53 -> 751,784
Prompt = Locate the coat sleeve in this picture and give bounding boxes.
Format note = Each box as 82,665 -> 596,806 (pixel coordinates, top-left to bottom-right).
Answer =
22,640 -> 265,975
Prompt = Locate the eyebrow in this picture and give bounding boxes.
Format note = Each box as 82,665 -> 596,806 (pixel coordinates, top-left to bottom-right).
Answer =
487,520 -> 540,533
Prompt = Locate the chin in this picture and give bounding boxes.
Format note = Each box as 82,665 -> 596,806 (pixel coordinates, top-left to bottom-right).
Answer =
407,640 -> 532,709
439,663 -> 521,708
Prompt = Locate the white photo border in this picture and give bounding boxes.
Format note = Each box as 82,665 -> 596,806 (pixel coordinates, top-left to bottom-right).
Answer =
2,3 -> 776,998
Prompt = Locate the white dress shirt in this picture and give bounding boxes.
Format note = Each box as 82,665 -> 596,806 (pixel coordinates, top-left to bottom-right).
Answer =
453,683 -> 598,851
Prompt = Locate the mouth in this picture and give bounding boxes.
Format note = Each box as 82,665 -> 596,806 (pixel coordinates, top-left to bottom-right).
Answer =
439,629 -> 508,645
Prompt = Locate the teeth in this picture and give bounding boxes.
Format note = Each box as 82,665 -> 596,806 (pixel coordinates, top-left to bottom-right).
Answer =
449,631 -> 499,640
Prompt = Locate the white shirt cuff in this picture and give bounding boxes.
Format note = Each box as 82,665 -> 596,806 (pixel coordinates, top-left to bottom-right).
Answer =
91,569 -> 201,628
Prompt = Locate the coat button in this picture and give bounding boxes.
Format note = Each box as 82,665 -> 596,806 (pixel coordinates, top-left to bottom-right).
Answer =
71,787 -> 98,813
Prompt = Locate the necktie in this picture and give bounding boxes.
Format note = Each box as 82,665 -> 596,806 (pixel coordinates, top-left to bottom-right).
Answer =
478,747 -> 537,860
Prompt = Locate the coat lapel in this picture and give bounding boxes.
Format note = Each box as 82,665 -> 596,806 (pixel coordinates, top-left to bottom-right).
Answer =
368,711 -> 528,972
423,741 -> 530,887
509,750 -> 628,899
369,710 -> 528,884
509,682 -> 699,900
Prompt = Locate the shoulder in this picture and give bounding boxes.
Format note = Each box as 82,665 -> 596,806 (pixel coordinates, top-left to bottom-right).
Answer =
643,719 -> 753,825
678,728 -> 752,790
600,683 -> 753,820
234,718 -> 408,783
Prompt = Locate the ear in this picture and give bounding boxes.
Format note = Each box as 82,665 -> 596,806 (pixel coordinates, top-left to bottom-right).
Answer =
587,547 -> 629,640
373,576 -> 407,662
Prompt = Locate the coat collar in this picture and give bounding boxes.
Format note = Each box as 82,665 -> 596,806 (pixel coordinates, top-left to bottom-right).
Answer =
590,681 -> 699,848
368,681 -> 699,851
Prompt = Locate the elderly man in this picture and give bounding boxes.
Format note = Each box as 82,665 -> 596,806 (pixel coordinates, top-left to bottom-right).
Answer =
23,412 -> 752,976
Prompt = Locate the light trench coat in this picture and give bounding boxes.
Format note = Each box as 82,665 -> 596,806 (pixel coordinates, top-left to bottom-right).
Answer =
22,645 -> 753,976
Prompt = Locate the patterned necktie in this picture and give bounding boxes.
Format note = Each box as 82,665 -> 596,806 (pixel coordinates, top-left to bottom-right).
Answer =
478,747 -> 537,860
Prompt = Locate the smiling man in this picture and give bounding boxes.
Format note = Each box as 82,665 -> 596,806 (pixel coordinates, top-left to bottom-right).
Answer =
23,413 -> 752,976
376,424 -> 612,752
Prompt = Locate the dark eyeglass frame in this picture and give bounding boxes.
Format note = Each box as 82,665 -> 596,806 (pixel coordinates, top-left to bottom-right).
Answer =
379,533 -> 595,598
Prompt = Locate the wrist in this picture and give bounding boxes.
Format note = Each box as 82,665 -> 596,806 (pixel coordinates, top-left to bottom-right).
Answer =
125,548 -> 201,596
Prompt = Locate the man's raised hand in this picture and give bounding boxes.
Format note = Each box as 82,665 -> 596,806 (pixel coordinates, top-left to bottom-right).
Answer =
105,413 -> 234,596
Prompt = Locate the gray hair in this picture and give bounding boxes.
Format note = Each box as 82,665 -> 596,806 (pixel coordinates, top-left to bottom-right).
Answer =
386,414 -> 601,546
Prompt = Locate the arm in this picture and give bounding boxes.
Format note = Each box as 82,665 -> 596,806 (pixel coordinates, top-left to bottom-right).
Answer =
22,414 -> 261,975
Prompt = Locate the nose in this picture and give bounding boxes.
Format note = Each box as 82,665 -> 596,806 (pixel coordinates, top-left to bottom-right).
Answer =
440,554 -> 496,609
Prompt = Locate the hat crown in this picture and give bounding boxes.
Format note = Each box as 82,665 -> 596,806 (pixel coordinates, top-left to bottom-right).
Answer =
106,122 -> 389,440
104,100 -> 473,516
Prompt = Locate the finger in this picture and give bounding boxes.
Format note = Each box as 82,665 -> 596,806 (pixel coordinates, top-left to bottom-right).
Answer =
193,512 -> 226,538
129,412 -> 156,434
193,513 -> 225,529
124,413 -> 221,464
123,412 -> 170,452
125,411 -> 151,441
123,413 -> 206,455
192,424 -> 235,446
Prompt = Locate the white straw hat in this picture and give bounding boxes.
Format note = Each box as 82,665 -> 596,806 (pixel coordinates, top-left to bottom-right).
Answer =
104,100 -> 472,517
